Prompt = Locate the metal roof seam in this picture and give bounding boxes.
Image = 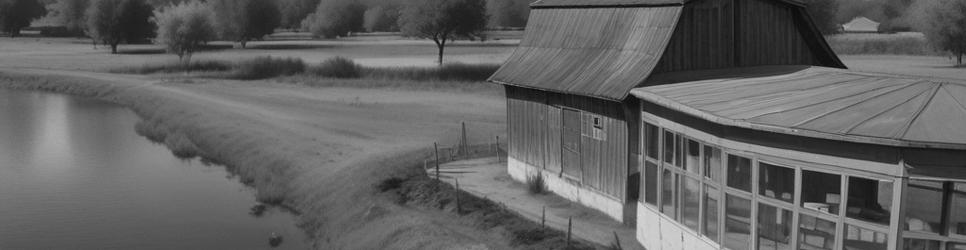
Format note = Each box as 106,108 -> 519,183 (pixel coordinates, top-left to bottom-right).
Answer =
787,79 -> 924,128
942,84 -> 966,119
740,77 -> 905,120
840,86 -> 934,135
898,83 -> 943,139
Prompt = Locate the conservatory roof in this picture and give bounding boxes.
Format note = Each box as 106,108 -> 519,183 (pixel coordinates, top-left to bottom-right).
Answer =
631,65 -> 966,150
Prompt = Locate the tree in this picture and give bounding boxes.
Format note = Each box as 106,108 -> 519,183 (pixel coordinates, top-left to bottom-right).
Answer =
363,4 -> 399,32
86,0 -> 155,54
486,0 -> 528,28
399,0 -> 487,64
153,0 -> 215,66
209,0 -> 280,48
915,0 -> 966,65
803,0 -> 839,34
0,0 -> 47,37
45,0 -> 90,36
278,0 -> 319,30
301,0 -> 365,38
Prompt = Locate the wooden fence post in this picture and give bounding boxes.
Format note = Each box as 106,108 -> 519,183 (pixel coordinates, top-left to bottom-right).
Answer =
495,135 -> 500,159
613,231 -> 623,250
541,206 -> 546,228
455,178 -> 462,214
567,217 -> 572,247
434,142 -> 440,181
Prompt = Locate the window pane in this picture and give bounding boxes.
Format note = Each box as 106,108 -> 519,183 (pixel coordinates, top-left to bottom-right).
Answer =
757,203 -> 793,250
843,224 -> 888,250
685,139 -> 701,174
645,123 -> 659,160
846,177 -> 893,225
950,183 -> 966,236
675,134 -> 684,167
724,194 -> 751,250
704,185 -> 720,242
948,242 -> 966,250
802,170 -> 841,215
759,162 -> 795,203
903,238 -> 941,250
799,213 -> 836,250
704,145 -> 721,182
681,176 -> 700,232
727,155 -> 752,192
662,169 -> 677,218
904,180 -> 943,234
644,162 -> 658,205
664,131 -> 675,164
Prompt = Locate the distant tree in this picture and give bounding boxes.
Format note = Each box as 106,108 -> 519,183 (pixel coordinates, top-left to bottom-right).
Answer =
803,0 -> 839,34
44,0 -> 89,36
209,0 -> 280,48
153,0 -> 215,65
302,0 -> 365,38
486,0 -> 528,28
86,0 -> 154,53
915,0 -> 966,65
0,0 -> 47,37
362,4 -> 399,32
278,0 -> 319,30
399,0 -> 487,64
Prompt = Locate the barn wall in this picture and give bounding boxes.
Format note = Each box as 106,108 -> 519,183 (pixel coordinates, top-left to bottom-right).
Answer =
653,0 -> 818,74
505,86 -> 630,200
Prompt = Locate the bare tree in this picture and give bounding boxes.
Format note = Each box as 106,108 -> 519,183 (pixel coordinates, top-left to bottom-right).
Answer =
86,0 -> 154,54
398,0 -> 487,65
0,0 -> 47,37
153,0 -> 215,66
915,0 -> 966,65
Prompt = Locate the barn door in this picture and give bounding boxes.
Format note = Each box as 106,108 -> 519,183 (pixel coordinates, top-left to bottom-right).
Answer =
561,109 -> 581,179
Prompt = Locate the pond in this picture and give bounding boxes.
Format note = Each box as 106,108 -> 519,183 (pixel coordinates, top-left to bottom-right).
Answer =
0,89 -> 310,249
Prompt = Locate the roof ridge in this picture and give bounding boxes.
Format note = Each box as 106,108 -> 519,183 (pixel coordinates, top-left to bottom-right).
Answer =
789,80 -> 924,128
899,82 -> 944,139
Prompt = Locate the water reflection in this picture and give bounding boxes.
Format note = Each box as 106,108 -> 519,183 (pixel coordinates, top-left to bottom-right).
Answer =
0,89 -> 309,249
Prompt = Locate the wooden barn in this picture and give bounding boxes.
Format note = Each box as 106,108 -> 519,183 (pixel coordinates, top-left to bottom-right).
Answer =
488,0 -> 843,224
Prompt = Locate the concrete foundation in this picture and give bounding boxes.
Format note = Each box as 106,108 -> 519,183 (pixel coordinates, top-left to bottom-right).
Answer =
507,157 -> 627,223
636,203 -> 720,250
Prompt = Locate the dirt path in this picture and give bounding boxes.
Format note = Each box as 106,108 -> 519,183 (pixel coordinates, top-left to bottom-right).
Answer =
0,68 -> 529,249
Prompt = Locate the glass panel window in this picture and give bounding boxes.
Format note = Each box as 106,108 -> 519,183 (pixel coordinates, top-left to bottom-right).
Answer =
903,238 -> 941,250
799,213 -> 836,250
685,139 -> 701,174
681,176 -> 701,232
904,180 -> 943,234
950,183 -> 966,236
704,145 -> 721,182
724,194 -> 752,250
759,162 -> 795,203
664,131 -> 675,164
662,169 -> 677,218
948,242 -> 966,250
843,224 -> 888,250
757,203 -> 793,250
846,177 -> 893,226
727,155 -> 752,192
645,123 -> 659,160
675,134 -> 684,167
643,162 -> 658,205
704,185 -> 720,242
801,170 -> 841,215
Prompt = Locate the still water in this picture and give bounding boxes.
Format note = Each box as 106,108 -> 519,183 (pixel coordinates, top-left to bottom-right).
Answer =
0,89 -> 309,249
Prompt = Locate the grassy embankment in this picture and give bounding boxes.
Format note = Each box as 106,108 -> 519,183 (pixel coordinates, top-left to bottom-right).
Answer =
0,68 -> 596,249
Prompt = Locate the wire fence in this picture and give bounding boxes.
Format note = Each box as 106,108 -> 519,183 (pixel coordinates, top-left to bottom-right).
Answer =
423,122 -> 506,171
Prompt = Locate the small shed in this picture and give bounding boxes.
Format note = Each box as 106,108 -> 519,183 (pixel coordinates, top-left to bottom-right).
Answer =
842,16 -> 880,33
489,0 -> 843,224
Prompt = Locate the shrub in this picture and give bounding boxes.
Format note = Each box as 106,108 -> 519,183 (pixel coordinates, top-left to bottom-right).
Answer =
231,56 -> 306,80
308,57 -> 362,78
526,174 -> 545,195
153,0 -> 217,64
363,63 -> 500,82
111,59 -> 232,74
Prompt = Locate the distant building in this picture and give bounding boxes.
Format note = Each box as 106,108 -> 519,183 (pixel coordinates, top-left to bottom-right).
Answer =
842,16 -> 881,33
491,0 -> 966,249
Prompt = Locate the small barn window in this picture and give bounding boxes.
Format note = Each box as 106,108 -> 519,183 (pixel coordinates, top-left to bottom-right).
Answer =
589,115 -> 605,140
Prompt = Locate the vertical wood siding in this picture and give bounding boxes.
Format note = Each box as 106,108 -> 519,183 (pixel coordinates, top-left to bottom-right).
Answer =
652,0 -> 818,75
506,86 -> 630,200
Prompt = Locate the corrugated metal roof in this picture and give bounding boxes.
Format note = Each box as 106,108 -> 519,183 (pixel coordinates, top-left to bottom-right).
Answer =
489,6 -> 683,101
631,66 -> 966,149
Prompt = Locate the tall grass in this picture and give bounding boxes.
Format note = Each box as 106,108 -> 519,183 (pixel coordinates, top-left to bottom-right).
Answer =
359,63 -> 500,82
230,56 -> 306,80
111,60 -> 233,74
827,33 -> 938,55
308,57 -> 361,78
